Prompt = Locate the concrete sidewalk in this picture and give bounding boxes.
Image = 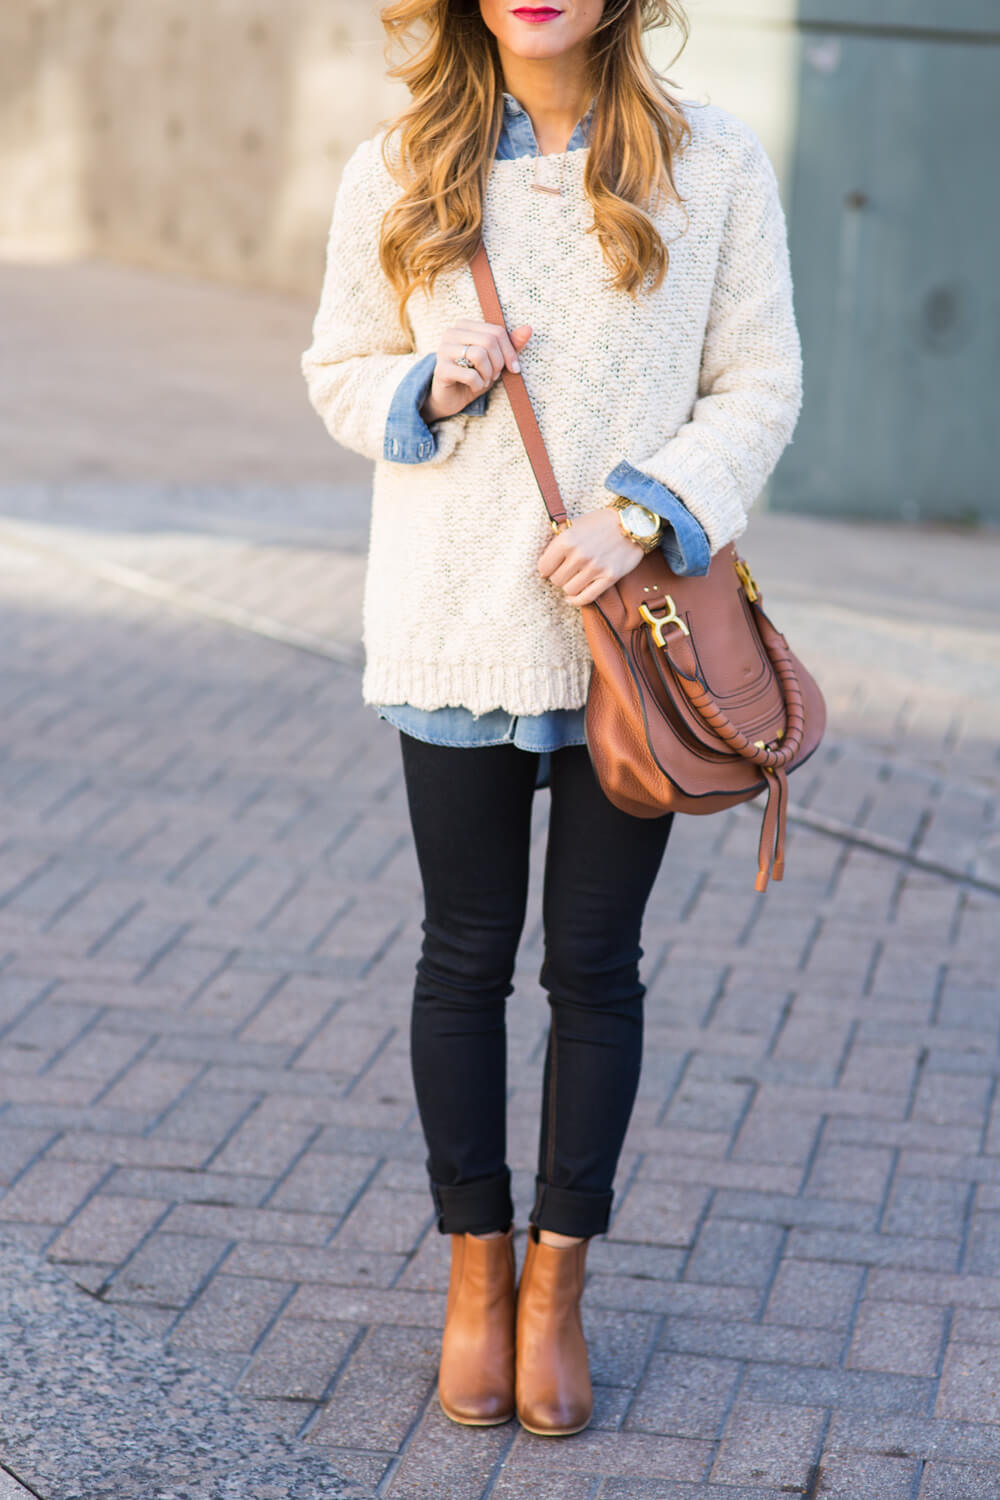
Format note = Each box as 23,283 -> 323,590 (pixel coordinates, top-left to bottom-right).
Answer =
0,258 -> 999,1500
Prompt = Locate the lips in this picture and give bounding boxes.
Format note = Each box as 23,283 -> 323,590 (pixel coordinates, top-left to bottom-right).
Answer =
512,6 -> 563,20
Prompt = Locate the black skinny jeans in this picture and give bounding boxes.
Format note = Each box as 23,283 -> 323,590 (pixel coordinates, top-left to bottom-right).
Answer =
400,734 -> 673,1240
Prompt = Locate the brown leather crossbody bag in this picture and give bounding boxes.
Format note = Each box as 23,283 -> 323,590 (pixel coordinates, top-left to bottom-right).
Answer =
470,243 -> 826,890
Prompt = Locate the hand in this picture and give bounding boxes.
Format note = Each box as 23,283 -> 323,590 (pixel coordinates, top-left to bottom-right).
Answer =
420,319 -> 533,424
538,508 -> 646,608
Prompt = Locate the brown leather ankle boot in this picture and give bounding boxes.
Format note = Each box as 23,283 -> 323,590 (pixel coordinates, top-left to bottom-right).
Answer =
438,1228 -> 516,1426
515,1228 -> 592,1436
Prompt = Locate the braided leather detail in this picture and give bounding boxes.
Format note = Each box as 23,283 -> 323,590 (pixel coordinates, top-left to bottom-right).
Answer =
659,603 -> 805,770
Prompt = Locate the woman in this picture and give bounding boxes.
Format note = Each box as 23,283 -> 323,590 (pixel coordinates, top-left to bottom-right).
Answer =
303,0 -> 801,1437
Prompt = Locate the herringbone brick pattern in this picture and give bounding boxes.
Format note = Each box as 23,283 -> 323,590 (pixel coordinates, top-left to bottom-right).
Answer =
1,513 -> 999,1500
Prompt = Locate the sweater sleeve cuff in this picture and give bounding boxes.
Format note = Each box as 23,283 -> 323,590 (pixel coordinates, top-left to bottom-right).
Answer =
604,460 -> 711,578
383,351 -> 490,464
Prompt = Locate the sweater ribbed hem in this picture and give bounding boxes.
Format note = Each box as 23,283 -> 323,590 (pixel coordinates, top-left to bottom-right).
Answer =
362,656 -> 593,717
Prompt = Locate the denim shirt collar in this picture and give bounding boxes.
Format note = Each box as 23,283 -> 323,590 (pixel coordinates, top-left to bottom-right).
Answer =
496,90 -> 593,160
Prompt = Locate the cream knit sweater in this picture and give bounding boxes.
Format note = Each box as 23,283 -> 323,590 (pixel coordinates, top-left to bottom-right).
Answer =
302,103 -> 802,716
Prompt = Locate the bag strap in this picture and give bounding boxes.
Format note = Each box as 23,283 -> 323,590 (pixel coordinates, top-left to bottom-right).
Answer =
469,241 -> 569,532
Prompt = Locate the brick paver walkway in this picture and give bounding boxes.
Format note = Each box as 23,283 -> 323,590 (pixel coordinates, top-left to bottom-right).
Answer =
1,260 -> 999,1500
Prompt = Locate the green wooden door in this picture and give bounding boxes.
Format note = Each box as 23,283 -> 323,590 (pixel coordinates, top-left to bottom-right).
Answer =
771,5 -> 1000,522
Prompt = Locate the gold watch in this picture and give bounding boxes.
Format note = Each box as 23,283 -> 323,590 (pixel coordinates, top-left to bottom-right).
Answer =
610,497 -> 662,554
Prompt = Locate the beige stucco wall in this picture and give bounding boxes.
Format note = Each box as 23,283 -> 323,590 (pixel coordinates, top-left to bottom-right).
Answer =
0,1 -> 406,294
0,0 -> 798,297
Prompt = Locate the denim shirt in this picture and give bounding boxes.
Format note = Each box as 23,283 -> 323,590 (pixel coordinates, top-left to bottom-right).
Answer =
378,91 -> 710,756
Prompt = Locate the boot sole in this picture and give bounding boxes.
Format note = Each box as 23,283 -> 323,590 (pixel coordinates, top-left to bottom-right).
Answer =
517,1414 -> 591,1437
438,1395 -> 514,1427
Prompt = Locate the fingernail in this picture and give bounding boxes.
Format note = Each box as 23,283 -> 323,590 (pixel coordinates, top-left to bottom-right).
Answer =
511,360 -> 521,374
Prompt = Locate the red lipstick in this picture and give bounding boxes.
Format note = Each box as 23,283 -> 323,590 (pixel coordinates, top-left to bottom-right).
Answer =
512,7 -> 562,21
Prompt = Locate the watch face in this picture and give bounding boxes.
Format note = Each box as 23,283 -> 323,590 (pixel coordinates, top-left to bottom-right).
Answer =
621,502 -> 660,539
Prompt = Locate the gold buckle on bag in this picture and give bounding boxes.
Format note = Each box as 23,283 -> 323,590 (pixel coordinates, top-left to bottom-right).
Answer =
639,597 -> 690,648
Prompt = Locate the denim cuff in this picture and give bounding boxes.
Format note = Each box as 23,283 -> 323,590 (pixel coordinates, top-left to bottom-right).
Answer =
384,351 -> 490,464
530,1178 -> 613,1239
430,1166 -> 513,1235
604,459 -> 711,578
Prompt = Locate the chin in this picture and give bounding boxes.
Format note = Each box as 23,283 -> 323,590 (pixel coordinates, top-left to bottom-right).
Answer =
506,37 -> 571,57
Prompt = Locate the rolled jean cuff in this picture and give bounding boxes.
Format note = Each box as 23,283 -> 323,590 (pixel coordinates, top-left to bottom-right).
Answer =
530,1179 -> 614,1239
430,1167 -> 513,1235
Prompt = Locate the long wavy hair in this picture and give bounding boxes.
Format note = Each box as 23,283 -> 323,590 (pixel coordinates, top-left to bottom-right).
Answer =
378,0 -> 690,320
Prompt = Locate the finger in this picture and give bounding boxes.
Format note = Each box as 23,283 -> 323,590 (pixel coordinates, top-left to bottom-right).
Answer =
481,336 -> 506,382
445,342 -> 492,387
489,326 -> 523,374
555,562 -> 599,597
438,357 -> 489,396
509,325 -> 533,365
537,533 -> 568,578
473,332 -> 509,382
545,545 -> 595,589
454,320 -> 524,375
452,339 -> 504,386
547,557 -> 588,590
564,574 -> 614,607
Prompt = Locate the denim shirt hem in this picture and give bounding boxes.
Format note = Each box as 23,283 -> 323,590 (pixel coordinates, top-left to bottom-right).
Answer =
377,703 -> 587,755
